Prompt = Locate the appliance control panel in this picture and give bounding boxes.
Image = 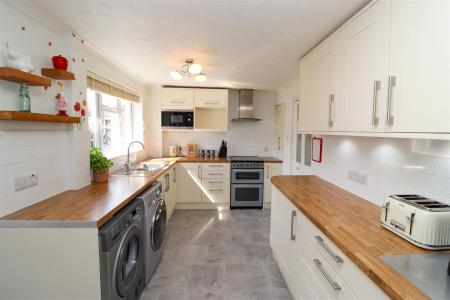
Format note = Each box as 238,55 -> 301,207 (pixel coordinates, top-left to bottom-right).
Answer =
231,162 -> 264,169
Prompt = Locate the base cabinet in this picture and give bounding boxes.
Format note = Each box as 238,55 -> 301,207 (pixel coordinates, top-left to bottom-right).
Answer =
263,163 -> 282,205
270,185 -> 388,300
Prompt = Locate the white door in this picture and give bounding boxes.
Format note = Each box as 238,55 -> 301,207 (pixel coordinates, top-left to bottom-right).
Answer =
338,0 -> 390,132
387,1 -> 450,133
300,35 -> 340,132
275,104 -> 286,152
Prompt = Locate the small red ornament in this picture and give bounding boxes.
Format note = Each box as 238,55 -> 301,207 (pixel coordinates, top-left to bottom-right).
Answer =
52,55 -> 68,70
74,102 -> 81,112
80,109 -> 86,116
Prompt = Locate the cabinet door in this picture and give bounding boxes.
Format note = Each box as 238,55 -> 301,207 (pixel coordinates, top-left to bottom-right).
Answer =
264,163 -> 282,203
338,0 -> 390,132
161,88 -> 194,109
300,35 -> 340,132
194,89 -> 228,108
387,1 -> 450,133
177,164 -> 202,203
270,188 -> 298,292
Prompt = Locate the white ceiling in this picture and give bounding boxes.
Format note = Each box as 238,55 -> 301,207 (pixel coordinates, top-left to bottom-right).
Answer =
30,0 -> 368,90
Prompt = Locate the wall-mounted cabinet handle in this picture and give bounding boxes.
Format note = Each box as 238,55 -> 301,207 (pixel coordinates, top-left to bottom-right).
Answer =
314,236 -> 344,263
328,94 -> 334,127
313,258 -> 341,290
386,76 -> 396,126
290,210 -> 296,241
372,80 -> 381,126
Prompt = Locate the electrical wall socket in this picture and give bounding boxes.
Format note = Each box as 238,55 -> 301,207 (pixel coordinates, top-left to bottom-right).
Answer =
14,174 -> 38,191
347,170 -> 367,185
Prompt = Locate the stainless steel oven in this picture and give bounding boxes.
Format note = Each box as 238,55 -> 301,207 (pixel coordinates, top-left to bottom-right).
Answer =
230,156 -> 264,208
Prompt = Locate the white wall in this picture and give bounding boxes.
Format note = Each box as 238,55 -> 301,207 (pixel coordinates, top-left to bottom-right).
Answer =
162,89 -> 277,157
0,1 -> 149,215
278,75 -> 450,206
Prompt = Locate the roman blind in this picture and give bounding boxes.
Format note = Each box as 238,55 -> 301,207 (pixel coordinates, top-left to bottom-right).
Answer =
86,71 -> 139,103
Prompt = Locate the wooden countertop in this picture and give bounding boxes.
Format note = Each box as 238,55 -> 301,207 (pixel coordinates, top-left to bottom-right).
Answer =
271,175 -> 435,300
0,156 -> 281,227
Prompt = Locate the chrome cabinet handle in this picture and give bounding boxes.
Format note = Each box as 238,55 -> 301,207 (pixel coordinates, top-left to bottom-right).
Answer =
290,211 -> 296,241
372,80 -> 381,126
296,100 -> 300,122
266,165 -> 270,179
386,76 -> 396,126
205,101 -> 219,105
167,173 -> 170,191
313,258 -> 341,290
170,100 -> 185,104
208,181 -> 224,184
197,165 -> 201,178
208,173 -> 223,176
209,165 -> 223,168
328,94 -> 334,127
173,167 -> 176,182
277,137 -> 281,150
164,174 -> 169,192
314,236 -> 344,263
208,188 -> 223,192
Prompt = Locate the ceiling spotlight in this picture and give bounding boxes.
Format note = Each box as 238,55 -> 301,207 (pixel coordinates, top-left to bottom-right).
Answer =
195,73 -> 207,82
170,71 -> 182,80
188,63 -> 202,75
170,59 -> 207,81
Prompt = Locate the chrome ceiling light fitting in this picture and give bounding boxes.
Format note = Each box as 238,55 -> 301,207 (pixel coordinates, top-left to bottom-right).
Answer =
169,59 -> 207,82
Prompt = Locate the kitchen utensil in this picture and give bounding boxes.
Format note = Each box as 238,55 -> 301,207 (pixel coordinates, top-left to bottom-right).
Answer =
218,140 -> 227,157
186,144 -> 198,158
168,145 -> 181,157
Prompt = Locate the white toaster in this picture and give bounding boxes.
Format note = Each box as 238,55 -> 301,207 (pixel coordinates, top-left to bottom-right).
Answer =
380,194 -> 450,250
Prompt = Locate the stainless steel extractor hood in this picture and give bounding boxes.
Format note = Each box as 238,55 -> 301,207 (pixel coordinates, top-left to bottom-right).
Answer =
231,89 -> 262,122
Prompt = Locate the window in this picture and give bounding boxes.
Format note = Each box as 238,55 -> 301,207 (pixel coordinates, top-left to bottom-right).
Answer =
87,89 -> 134,158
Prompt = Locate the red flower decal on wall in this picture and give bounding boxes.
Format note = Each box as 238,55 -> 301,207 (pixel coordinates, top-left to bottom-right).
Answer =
48,41 -> 52,47
21,26 -> 26,31
72,57 -> 76,63
72,33 -> 76,37
74,102 -> 81,112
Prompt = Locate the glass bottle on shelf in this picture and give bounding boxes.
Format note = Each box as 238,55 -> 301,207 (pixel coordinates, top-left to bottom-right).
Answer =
18,83 -> 31,112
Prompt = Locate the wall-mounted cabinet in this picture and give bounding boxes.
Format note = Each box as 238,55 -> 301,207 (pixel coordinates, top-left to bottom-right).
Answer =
298,0 -> 450,136
161,87 -> 229,131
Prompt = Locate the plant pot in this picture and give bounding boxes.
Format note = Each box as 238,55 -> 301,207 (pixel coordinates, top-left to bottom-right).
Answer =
93,169 -> 109,183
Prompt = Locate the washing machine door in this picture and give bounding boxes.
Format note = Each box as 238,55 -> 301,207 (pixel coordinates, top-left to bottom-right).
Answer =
151,199 -> 167,251
114,224 -> 144,297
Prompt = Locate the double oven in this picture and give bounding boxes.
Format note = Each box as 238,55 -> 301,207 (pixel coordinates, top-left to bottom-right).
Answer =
230,156 -> 264,208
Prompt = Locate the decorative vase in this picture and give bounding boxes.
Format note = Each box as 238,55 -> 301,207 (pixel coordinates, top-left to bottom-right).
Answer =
93,169 -> 109,183
52,55 -> 68,70
18,83 -> 31,112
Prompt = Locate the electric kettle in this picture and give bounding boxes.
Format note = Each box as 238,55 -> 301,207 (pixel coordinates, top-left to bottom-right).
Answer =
168,145 -> 181,157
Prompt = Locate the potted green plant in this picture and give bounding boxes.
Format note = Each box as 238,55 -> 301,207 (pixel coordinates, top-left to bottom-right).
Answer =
90,147 -> 113,183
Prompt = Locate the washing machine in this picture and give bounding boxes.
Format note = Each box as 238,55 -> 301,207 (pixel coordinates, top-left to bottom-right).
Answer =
136,181 -> 166,285
99,198 -> 145,300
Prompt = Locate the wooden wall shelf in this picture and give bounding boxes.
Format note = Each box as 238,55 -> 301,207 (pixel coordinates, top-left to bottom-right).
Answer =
0,111 -> 80,123
0,67 -> 51,86
41,68 -> 76,80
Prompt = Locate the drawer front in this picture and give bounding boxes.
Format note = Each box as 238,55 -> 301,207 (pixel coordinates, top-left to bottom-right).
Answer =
202,163 -> 230,171
296,211 -> 388,299
194,89 -> 228,108
202,181 -> 230,203
202,169 -> 229,179
299,234 -> 357,300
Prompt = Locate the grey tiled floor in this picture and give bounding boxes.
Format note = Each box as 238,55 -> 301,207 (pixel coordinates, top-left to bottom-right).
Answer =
142,209 -> 291,300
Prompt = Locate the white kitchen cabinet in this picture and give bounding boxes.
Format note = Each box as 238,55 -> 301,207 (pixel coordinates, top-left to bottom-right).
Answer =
387,1 -> 450,133
270,185 -> 388,300
161,88 -> 194,110
176,163 -> 230,205
159,165 -> 177,221
263,163 -> 282,205
177,163 -> 202,203
338,0 -> 390,132
194,89 -> 228,109
299,34 -> 340,132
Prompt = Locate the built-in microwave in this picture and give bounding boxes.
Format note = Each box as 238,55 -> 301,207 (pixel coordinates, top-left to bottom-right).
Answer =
161,110 -> 194,129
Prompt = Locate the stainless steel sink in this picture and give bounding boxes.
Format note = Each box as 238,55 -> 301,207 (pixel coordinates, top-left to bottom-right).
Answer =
111,161 -> 168,177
